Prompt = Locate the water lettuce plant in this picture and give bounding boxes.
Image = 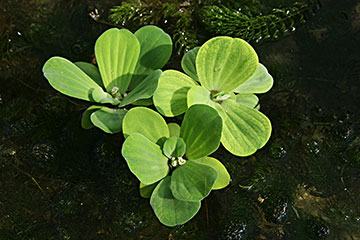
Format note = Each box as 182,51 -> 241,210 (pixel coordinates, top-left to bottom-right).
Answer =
121,104 -> 231,226
42,25 -> 172,133
153,36 -> 273,156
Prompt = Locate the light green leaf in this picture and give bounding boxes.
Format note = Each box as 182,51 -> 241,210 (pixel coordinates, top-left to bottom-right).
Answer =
129,25 -> 172,90
81,105 -> 102,129
187,86 -> 218,109
163,137 -> 186,158
170,161 -> 218,201
74,61 -> 104,88
91,88 -> 120,105
153,70 -> 198,117
180,104 -> 222,160
90,106 -> 127,134
234,63 -> 273,94
167,123 -> 181,137
235,93 -> 259,108
122,133 -> 169,185
119,70 -> 161,107
181,47 -> 200,81
221,99 -> 272,156
140,182 -> 158,198
196,37 -> 258,92
150,176 -> 201,227
193,157 -> 230,190
43,57 -> 103,101
122,107 -> 169,144
95,28 -> 140,93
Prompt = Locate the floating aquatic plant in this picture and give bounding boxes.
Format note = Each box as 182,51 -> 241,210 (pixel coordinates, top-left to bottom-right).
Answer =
153,36 -> 273,156
42,25 -> 172,133
121,105 -> 230,226
42,24 -> 273,227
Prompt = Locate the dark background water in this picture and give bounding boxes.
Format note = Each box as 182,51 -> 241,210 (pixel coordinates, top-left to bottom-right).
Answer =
0,0 -> 360,239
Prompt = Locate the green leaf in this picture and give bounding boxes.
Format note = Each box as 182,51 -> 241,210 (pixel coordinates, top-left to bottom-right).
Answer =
90,106 -> 127,134
170,161 -> 218,201
181,47 -> 200,81
220,99 -> 272,156
193,157 -> 230,190
129,25 -> 172,90
167,123 -> 181,137
196,37 -> 258,92
81,105 -> 102,129
234,63 -> 273,94
122,107 -> 169,144
187,86 -> 218,109
163,137 -> 186,158
95,28 -> 140,93
187,86 -> 228,123
150,176 -> 201,227
119,70 -> 161,107
235,93 -> 259,108
74,61 -> 104,88
140,182 -> 158,198
122,133 -> 169,185
180,105 -> 222,160
91,88 -> 120,105
153,70 -> 198,117
43,57 -> 104,101
131,98 -> 153,106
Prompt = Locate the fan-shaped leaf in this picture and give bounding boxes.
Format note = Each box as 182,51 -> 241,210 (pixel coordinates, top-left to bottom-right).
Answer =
43,57 -> 103,101
196,37 -> 258,92
234,63 -> 273,94
122,133 -> 169,185
153,70 -> 198,117
95,28 -> 140,93
150,176 -> 201,227
170,161 -> 218,201
221,99 -> 272,156
122,107 -> 169,144
180,105 -> 222,160
129,25 -> 172,89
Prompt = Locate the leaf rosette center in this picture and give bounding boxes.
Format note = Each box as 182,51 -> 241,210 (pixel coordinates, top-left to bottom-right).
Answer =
121,105 -> 230,227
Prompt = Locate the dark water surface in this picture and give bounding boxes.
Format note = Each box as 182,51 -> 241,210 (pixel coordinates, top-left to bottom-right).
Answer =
1,0 -> 360,239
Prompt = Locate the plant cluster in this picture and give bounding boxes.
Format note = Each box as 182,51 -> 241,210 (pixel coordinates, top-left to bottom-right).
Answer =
122,105 -> 230,226
43,26 -> 172,133
42,25 -> 273,226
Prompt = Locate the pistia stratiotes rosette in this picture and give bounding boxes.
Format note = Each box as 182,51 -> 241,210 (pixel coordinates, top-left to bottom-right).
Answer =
153,36 -> 273,156
42,25 -> 172,133
121,104 -> 231,226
